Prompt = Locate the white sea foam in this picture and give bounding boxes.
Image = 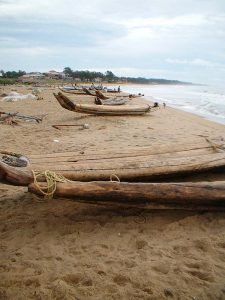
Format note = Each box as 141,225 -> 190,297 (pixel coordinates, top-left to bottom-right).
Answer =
121,84 -> 225,125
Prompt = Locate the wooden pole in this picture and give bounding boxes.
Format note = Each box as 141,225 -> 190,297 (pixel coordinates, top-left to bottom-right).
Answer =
28,180 -> 225,206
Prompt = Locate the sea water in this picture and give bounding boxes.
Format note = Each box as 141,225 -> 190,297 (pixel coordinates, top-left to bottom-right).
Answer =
121,84 -> 225,126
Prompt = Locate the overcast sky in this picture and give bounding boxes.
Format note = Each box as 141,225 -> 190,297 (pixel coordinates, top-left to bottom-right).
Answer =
0,0 -> 225,84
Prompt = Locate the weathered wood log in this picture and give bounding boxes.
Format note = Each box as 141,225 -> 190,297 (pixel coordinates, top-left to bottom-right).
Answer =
28,181 -> 225,206
0,115 -> 19,126
52,124 -> 84,130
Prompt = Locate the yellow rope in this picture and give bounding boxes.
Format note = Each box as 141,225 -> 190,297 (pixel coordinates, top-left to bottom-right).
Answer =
110,174 -> 120,182
205,138 -> 225,152
32,170 -> 72,199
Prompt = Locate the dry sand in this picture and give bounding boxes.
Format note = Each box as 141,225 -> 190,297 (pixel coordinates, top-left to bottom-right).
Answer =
0,85 -> 225,300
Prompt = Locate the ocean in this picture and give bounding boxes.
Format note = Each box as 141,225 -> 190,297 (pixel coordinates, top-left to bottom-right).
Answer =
120,84 -> 225,126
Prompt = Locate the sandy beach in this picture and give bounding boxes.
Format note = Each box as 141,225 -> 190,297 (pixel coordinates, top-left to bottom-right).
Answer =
1,85 -> 225,300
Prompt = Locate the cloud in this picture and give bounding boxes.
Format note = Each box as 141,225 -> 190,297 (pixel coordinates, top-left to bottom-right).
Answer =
166,58 -> 225,69
0,0 -> 225,84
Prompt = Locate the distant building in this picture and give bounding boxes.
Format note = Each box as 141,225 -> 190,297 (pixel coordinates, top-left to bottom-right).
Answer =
94,77 -> 102,83
0,72 -> 3,77
121,78 -> 128,83
74,78 -> 81,82
18,72 -> 44,83
46,70 -> 67,79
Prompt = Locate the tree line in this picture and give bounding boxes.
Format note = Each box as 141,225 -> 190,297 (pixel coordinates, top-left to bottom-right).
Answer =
0,68 -> 190,85
63,68 -> 116,82
0,70 -> 26,78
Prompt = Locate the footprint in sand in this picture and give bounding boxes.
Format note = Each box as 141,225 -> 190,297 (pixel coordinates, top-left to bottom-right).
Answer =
184,261 -> 214,282
113,274 -> 130,286
62,273 -> 93,287
151,261 -> 171,274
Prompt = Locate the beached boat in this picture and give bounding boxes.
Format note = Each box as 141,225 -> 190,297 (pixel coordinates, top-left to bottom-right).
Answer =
94,97 -> 127,106
81,88 -> 142,100
81,88 -> 127,105
53,92 -> 151,115
1,138 -> 225,185
1,157 -> 225,208
1,138 -> 225,207
59,87 -> 86,95
94,90 -> 142,100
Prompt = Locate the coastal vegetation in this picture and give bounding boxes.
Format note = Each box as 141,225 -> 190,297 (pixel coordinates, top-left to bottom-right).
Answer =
63,67 -> 191,84
0,68 -> 191,85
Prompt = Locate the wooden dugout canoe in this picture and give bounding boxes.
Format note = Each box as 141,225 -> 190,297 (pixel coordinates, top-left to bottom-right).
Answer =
53,92 -> 151,115
94,90 -> 142,100
1,159 -> 225,207
1,139 -> 225,186
94,97 -> 127,106
58,87 -> 86,95
83,88 -> 128,105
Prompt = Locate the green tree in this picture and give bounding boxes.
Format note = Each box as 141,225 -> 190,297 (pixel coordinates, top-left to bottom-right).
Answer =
105,70 -> 116,82
63,67 -> 73,77
3,70 -> 26,78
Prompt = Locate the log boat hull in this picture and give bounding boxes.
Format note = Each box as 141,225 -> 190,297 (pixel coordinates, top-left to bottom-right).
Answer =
54,92 -> 150,115
1,139 -> 225,185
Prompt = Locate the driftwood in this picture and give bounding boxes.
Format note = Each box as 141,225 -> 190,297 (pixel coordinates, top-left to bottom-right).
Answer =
53,92 -> 151,116
0,113 -> 19,125
52,124 -> 86,130
0,111 -> 44,123
28,180 -> 225,207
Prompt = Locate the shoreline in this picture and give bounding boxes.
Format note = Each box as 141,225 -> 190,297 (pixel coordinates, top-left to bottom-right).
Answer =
120,83 -> 225,127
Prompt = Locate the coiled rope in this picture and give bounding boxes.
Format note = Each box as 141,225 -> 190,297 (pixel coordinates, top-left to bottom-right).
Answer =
32,170 -> 72,199
32,171 -> 121,199
110,174 -> 120,182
